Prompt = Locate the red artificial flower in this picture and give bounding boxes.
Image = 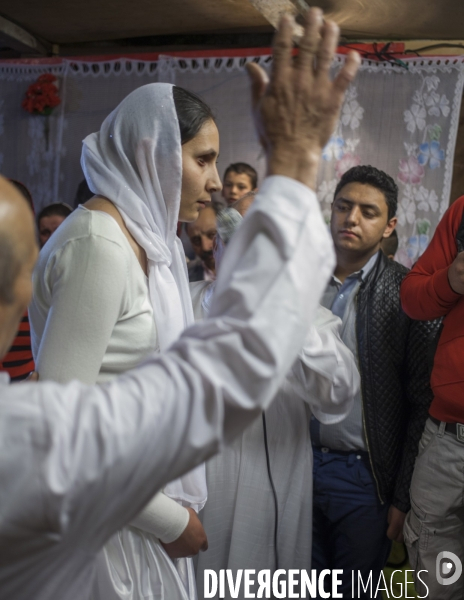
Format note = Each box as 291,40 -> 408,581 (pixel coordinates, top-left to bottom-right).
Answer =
22,73 -> 61,115
37,74 -> 57,84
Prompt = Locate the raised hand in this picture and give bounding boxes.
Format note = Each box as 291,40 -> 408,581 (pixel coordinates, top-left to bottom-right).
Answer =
247,8 -> 361,190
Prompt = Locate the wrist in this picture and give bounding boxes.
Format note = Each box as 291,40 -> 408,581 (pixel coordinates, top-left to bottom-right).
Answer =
267,145 -> 320,190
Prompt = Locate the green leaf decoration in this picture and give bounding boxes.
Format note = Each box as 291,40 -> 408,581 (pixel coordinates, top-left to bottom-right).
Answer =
428,124 -> 442,141
416,219 -> 431,236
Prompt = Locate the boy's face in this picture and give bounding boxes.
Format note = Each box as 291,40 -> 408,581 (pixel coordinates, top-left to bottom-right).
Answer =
222,171 -> 254,205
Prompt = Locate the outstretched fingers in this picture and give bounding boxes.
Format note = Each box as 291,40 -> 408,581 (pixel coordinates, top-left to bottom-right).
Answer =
332,50 -> 362,101
295,8 -> 324,75
315,19 -> 340,77
246,62 -> 269,110
270,14 -> 294,91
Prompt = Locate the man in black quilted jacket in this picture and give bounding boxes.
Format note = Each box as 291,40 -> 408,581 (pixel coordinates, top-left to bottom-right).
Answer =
310,165 -> 438,598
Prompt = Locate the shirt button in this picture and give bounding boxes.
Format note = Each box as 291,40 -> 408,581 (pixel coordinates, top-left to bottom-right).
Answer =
339,294 -> 344,299
321,447 -> 329,453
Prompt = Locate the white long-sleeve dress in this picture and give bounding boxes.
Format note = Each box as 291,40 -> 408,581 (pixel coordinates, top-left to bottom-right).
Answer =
30,205 -> 200,600
191,282 -> 359,599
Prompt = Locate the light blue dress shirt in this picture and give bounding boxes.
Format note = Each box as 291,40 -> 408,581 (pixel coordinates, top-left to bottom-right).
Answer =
310,251 -> 379,451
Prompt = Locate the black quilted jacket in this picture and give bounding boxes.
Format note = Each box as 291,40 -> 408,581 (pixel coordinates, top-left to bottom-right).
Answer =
356,251 -> 441,513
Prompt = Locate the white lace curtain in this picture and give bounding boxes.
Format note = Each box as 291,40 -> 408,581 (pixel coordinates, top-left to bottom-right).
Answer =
160,54 -> 464,266
1,54 -> 463,265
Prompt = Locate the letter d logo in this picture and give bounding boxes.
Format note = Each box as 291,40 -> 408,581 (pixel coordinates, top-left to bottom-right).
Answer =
436,551 -> 462,586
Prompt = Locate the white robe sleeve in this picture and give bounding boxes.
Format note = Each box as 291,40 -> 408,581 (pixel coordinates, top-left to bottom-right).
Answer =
285,305 -> 358,424
130,492 -> 190,543
1,175 -> 334,555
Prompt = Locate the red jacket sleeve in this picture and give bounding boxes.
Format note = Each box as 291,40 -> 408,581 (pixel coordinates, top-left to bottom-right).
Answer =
400,197 -> 464,320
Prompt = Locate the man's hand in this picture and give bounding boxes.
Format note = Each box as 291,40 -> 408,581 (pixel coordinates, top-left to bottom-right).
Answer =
160,507 -> 208,559
448,251 -> 464,294
246,8 -> 360,190
387,505 -> 406,543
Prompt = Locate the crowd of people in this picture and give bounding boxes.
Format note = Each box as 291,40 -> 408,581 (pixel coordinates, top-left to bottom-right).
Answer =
0,8 -> 463,600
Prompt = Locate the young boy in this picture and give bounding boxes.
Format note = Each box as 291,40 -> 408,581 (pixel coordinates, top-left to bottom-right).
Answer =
222,162 -> 258,205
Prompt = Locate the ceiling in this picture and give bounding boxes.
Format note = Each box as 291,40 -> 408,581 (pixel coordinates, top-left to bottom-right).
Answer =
1,0 -> 464,58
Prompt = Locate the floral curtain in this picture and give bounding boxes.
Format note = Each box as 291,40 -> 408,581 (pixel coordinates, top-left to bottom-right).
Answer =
0,54 -> 463,265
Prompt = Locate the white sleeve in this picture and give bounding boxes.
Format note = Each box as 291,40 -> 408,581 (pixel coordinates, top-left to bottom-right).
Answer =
131,492 -> 190,543
286,305 -> 358,424
2,176 -> 335,553
34,234 -> 129,384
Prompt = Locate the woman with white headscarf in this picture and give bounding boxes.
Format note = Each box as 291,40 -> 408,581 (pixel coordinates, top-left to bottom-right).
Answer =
30,83 -> 222,600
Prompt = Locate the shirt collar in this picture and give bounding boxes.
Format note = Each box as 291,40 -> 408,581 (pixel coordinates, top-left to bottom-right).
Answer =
332,250 -> 379,285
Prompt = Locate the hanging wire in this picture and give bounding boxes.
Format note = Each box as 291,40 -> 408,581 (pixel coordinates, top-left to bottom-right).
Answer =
404,43 -> 464,54
339,41 -> 464,69
339,42 -> 409,69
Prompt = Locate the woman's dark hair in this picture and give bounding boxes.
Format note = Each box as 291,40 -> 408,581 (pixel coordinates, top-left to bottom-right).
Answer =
172,86 -> 215,145
37,203 -> 73,228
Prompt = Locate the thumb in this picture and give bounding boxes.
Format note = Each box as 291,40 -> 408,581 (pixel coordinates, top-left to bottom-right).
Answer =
201,540 -> 208,552
246,62 -> 269,108
25,371 -> 39,382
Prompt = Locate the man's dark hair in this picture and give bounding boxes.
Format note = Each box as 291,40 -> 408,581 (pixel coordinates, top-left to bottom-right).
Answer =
381,229 -> 398,258
223,163 -> 258,189
172,86 -> 215,145
334,165 -> 398,220
37,203 -> 73,227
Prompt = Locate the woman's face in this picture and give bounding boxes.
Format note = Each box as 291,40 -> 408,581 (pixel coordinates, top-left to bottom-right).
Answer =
179,119 -> 222,222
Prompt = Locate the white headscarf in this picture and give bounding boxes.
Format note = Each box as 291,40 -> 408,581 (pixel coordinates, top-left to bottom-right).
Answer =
81,83 -> 205,511
81,83 -> 194,351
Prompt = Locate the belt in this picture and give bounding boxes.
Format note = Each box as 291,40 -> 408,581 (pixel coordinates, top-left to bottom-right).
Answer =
430,416 -> 464,443
312,446 -> 369,458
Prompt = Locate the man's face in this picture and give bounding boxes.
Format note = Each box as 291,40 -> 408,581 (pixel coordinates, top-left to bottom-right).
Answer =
38,214 -> 67,247
330,182 -> 397,258
222,171 -> 254,205
186,206 -> 217,272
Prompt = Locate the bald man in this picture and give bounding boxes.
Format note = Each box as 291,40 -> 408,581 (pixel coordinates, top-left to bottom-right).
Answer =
0,9 -> 360,599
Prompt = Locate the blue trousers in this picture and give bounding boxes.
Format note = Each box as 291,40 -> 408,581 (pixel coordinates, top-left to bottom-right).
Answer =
311,447 -> 391,599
